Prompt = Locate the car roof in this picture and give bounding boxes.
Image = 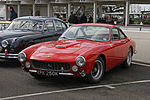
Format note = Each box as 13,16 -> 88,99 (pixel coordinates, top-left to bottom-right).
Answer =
15,16 -> 62,21
72,23 -> 118,28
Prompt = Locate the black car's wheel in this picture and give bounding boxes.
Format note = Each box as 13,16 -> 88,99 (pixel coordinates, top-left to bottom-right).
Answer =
29,72 -> 46,79
87,57 -> 105,83
123,47 -> 132,68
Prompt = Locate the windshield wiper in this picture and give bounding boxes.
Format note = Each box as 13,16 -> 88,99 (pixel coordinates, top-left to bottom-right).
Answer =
33,23 -> 38,28
20,21 -> 28,28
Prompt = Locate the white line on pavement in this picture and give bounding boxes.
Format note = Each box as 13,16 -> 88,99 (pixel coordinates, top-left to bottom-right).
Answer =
1,79 -> 150,100
132,62 -> 150,67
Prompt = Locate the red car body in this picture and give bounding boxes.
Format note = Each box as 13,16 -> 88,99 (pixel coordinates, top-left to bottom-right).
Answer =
19,24 -> 136,83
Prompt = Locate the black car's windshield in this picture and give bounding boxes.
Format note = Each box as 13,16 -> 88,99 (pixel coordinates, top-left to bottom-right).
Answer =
7,19 -> 44,31
60,25 -> 110,41
0,23 -> 9,30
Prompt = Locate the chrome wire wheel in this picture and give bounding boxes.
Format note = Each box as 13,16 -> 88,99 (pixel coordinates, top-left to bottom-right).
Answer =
123,47 -> 133,68
91,60 -> 103,80
127,48 -> 132,67
88,57 -> 105,83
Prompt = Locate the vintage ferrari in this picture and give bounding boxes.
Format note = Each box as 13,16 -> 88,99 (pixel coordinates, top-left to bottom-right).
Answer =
18,24 -> 136,83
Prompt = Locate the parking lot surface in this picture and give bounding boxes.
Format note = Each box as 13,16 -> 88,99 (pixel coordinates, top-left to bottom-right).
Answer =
0,28 -> 150,100
0,61 -> 150,100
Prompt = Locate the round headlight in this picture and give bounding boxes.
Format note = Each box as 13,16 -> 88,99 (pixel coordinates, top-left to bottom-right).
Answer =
72,65 -> 78,72
25,62 -> 30,68
76,56 -> 86,67
18,52 -> 26,62
1,40 -> 9,48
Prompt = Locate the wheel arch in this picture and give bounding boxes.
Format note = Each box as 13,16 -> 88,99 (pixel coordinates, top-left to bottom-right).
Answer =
129,45 -> 133,56
98,54 -> 106,71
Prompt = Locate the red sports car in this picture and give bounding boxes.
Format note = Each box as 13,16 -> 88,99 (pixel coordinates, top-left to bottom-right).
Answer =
18,24 -> 136,83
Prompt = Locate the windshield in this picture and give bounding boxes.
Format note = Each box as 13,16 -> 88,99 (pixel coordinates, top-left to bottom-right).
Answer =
60,25 -> 110,41
7,19 -> 44,31
0,23 -> 9,30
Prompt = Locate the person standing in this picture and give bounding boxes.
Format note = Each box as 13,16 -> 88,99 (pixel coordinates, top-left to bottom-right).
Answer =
68,12 -> 78,24
8,6 -> 17,21
68,12 -> 75,24
79,13 -> 87,23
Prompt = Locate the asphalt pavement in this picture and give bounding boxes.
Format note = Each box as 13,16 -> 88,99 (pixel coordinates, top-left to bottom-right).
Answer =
0,26 -> 150,100
0,61 -> 150,100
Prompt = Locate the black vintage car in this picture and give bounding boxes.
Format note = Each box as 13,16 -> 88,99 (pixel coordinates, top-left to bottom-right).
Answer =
0,16 -> 68,59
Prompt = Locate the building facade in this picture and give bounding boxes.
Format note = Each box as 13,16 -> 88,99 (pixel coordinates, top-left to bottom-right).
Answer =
0,0 -> 150,25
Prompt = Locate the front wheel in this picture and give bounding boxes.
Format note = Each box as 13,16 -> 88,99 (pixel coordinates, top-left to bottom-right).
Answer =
123,47 -> 132,68
87,57 -> 105,83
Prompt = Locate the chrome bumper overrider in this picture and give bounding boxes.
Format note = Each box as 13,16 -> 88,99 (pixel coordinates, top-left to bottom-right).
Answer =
0,53 -> 18,58
29,70 -> 74,76
134,50 -> 137,54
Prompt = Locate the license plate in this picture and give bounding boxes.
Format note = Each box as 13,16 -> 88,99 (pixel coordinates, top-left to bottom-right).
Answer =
37,70 -> 58,76
46,71 -> 58,76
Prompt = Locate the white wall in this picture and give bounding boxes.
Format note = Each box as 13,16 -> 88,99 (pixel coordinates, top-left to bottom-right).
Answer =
35,5 -> 48,16
20,5 -> 33,16
0,4 -> 6,19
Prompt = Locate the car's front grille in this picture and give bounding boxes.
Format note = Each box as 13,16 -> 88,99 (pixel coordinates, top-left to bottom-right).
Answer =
31,60 -> 71,71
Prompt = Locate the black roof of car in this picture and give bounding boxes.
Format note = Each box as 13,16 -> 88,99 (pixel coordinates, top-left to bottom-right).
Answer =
15,16 -> 62,21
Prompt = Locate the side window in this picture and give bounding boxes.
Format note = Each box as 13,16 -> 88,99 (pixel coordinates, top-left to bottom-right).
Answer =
45,20 -> 55,32
62,22 -> 67,30
112,28 -> 119,41
119,29 -> 127,39
55,20 -> 63,31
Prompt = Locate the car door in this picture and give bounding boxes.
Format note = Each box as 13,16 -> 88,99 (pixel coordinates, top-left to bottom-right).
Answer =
119,29 -> 130,60
41,19 -> 59,42
110,28 -> 124,68
31,20 -> 57,43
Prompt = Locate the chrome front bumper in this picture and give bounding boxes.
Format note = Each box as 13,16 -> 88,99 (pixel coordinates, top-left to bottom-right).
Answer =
29,70 -> 74,76
0,53 -> 18,59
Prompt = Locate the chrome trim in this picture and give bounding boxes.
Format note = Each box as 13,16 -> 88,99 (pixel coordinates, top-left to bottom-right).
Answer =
59,73 -> 74,76
134,50 -> 137,54
29,70 -> 37,73
18,52 -> 26,62
76,56 -> 86,67
0,53 -> 18,58
1,40 -> 9,48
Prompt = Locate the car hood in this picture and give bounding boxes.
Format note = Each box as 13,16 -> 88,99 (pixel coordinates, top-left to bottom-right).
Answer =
0,29 -> 40,40
30,39 -> 108,61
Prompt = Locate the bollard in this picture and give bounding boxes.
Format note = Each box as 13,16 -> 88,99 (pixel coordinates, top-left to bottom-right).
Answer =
140,22 -> 143,31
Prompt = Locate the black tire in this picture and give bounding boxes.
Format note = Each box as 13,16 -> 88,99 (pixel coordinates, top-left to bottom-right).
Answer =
87,57 -> 105,83
29,72 -> 46,79
123,47 -> 132,68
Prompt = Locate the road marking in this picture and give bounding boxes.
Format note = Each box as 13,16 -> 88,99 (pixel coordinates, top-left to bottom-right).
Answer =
1,79 -> 150,100
132,62 -> 150,67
